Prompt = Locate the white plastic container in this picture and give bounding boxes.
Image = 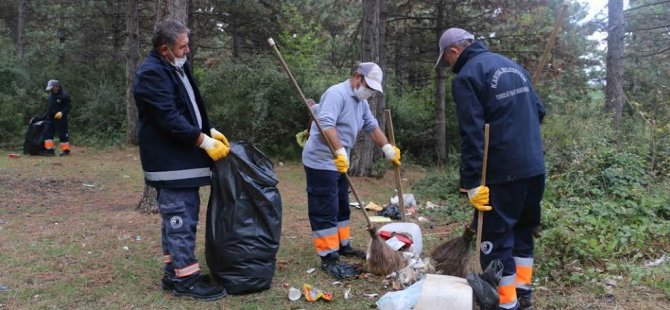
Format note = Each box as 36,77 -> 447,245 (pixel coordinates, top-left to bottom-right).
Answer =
378,222 -> 423,257
414,274 -> 473,310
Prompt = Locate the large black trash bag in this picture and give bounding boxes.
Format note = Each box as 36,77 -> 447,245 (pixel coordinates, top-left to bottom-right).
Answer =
205,142 -> 282,295
23,114 -> 48,155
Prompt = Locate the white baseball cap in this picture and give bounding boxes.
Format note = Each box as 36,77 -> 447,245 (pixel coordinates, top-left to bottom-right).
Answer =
357,62 -> 384,94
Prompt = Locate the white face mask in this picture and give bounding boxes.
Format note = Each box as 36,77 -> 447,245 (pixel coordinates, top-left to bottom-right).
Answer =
354,86 -> 374,100
167,47 -> 187,68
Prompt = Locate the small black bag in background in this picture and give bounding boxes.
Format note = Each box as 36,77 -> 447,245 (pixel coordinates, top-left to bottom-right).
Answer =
23,114 -> 48,155
205,142 -> 282,295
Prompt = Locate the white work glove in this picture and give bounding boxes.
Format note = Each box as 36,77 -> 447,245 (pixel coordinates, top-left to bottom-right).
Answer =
199,134 -> 229,161
210,128 -> 229,147
334,147 -> 349,173
382,143 -> 401,166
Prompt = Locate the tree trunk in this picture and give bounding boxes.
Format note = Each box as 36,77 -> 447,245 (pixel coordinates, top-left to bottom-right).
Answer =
17,0 -> 27,59
126,0 -> 140,146
605,0 -> 624,134
350,0 -> 386,177
137,0 -> 190,214
434,1 -> 447,163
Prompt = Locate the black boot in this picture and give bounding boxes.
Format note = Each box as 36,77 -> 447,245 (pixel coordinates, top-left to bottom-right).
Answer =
170,274 -> 227,301
41,149 -> 55,156
320,253 -> 361,280
339,244 -> 366,259
59,149 -> 70,156
518,295 -> 534,310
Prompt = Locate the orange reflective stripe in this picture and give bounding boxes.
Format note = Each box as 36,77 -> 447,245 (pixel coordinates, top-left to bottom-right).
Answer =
337,225 -> 350,242
60,142 -> 70,151
516,265 -> 533,286
44,139 -> 54,149
498,274 -> 517,306
175,263 -> 200,278
313,233 -> 339,253
163,255 -> 172,264
498,282 -> 517,305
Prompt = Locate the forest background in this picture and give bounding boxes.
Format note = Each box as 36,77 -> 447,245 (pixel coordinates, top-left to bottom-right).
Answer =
0,0 -> 668,306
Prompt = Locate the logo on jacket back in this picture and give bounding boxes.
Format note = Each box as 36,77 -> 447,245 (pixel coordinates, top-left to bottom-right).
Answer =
490,67 -> 527,89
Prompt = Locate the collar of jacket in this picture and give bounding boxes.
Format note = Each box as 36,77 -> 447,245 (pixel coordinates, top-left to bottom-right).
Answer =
452,41 -> 489,74
149,50 -> 190,76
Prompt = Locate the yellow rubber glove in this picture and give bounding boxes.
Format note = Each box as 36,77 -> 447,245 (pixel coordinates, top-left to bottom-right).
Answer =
210,128 -> 229,147
334,148 -> 349,173
198,135 -> 229,161
382,144 -> 401,166
295,130 -> 309,147
54,112 -> 63,120
467,186 -> 492,211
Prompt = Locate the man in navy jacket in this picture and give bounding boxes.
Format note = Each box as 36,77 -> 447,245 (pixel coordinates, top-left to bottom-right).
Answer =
43,79 -> 71,156
133,19 -> 229,301
435,28 -> 546,310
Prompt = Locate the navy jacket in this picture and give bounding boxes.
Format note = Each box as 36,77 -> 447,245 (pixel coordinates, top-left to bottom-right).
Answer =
47,88 -> 71,119
451,42 -> 546,189
133,50 -> 213,188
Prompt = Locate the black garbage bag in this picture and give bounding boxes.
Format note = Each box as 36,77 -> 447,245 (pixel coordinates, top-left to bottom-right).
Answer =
467,259 -> 504,310
377,203 -> 401,220
205,142 -> 282,295
23,114 -> 48,155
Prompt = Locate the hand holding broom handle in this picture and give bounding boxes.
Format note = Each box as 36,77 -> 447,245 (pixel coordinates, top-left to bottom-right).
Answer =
474,124 -> 490,272
267,38 -> 374,232
385,109 -> 406,222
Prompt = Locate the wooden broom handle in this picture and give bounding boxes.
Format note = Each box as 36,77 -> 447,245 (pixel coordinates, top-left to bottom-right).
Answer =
385,109 -> 406,221
475,124 -> 490,272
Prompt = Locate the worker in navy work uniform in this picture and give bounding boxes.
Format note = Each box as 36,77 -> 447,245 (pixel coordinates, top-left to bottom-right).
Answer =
43,79 -> 71,156
435,28 -> 546,310
133,19 -> 229,301
301,62 -> 401,279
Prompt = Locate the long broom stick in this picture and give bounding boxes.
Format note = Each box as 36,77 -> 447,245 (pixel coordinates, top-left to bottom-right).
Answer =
267,38 -> 406,275
384,109 -> 406,222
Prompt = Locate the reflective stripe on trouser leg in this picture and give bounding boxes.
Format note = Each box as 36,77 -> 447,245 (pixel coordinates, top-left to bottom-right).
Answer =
312,227 -> 340,256
44,139 -> 55,150
498,274 -> 518,309
157,187 -> 201,278
60,142 -> 70,151
338,220 -> 351,247
514,256 -> 533,294
305,167 -> 343,257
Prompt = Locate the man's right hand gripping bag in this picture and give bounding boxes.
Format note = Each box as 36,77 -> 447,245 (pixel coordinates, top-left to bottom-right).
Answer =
206,142 -> 282,295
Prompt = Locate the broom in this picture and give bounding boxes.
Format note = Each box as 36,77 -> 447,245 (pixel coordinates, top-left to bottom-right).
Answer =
268,38 -> 406,276
431,124 -> 490,277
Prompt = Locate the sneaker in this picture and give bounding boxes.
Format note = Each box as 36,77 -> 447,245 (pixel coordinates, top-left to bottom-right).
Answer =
339,245 -> 366,259
321,254 -> 361,279
171,274 -> 227,301
59,150 -> 70,156
519,296 -> 534,310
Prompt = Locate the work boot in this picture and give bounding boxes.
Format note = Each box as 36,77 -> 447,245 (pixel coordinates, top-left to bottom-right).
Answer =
41,149 -> 55,156
59,150 -> 70,156
339,245 -> 366,259
320,254 -> 361,280
171,274 -> 227,301
518,295 -> 534,310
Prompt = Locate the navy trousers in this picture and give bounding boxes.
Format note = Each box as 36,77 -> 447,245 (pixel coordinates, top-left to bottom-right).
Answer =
157,187 -> 201,278
474,174 -> 545,309
44,116 -> 69,143
304,167 -> 352,258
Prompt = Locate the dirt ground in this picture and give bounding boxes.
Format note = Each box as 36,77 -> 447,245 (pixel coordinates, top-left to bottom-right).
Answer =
0,146 -> 668,309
